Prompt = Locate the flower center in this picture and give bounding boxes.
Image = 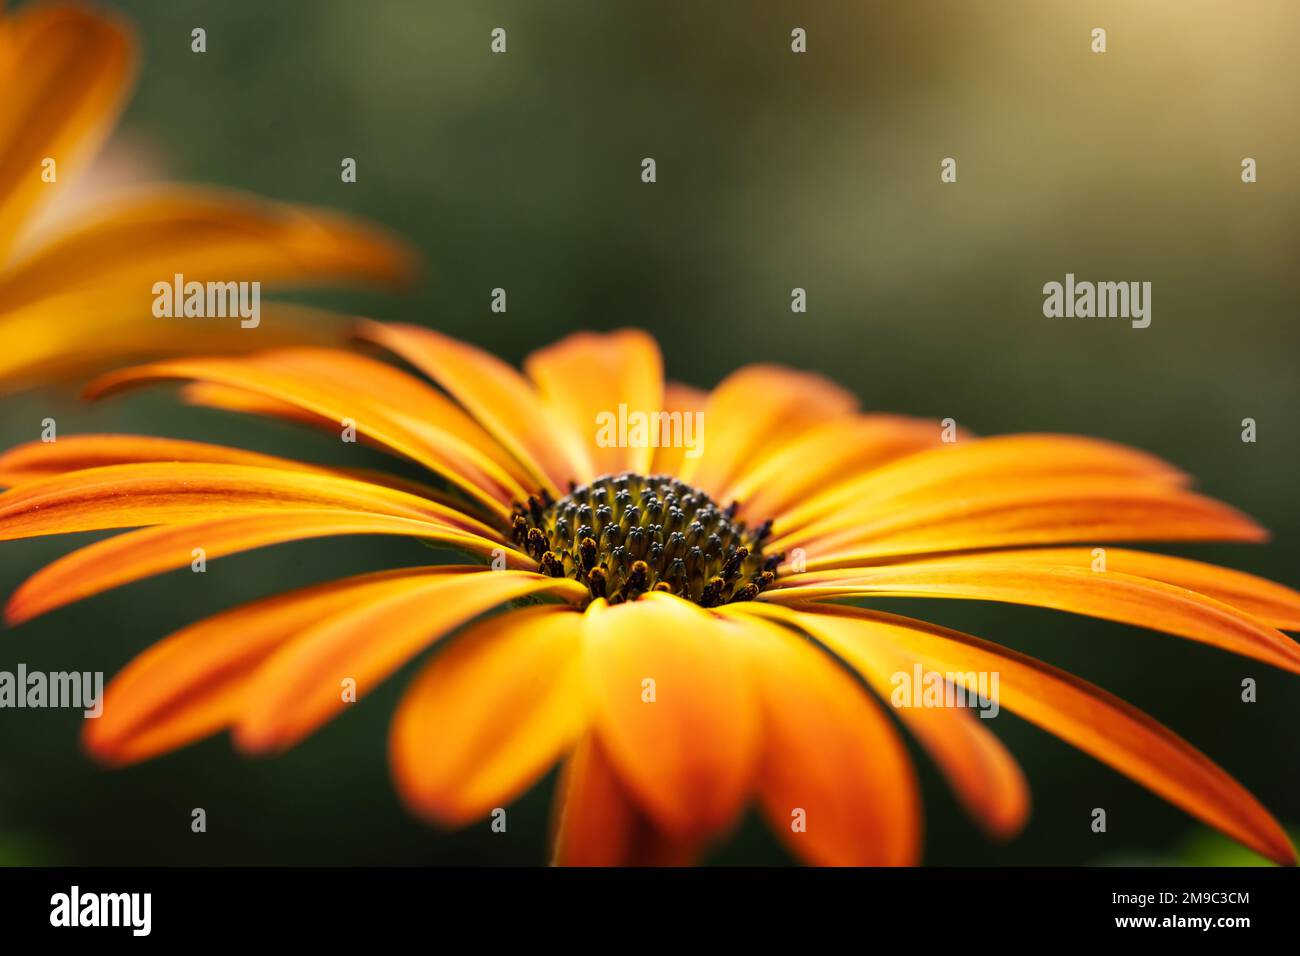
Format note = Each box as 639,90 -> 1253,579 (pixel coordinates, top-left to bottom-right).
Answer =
511,473 -> 780,606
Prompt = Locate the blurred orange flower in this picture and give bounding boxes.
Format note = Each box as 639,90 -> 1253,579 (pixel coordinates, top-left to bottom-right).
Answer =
0,2 -> 416,393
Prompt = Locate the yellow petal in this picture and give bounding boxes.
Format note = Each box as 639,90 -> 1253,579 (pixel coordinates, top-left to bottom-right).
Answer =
391,606 -> 586,826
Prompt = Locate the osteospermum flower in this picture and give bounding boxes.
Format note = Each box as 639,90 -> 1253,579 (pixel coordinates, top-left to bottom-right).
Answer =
0,1 -> 415,392
2,325 -> 1298,866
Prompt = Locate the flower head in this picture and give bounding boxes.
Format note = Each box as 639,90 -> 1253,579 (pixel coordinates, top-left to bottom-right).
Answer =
1,325 -> 1296,866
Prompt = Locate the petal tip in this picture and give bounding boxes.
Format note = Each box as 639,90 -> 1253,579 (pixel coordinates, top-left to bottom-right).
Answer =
80,720 -> 130,769
3,594 -> 34,628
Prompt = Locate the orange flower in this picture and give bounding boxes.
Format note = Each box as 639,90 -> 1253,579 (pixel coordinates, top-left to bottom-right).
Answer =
0,2 -> 416,393
1,325 -> 1297,866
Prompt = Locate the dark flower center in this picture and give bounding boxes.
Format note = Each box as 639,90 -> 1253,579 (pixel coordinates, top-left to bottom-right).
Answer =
511,473 -> 781,606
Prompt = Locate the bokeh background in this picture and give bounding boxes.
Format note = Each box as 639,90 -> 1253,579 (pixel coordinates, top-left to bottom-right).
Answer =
1,0 -> 1297,865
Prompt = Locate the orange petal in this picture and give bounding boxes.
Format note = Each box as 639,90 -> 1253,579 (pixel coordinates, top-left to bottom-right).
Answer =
83,567 -> 458,765
775,434 -> 1190,539
176,379 -> 505,507
0,4 -> 133,260
722,601 -> 1030,840
0,430 -> 466,509
174,382 -> 507,515
357,321 -> 588,496
791,603 -> 1297,866
580,592 -> 760,840
233,570 -> 586,752
717,608 -> 922,865
524,329 -> 663,480
0,185 -> 415,316
391,605 -> 586,826
246,348 -> 535,492
0,462 -> 488,540
781,480 -> 1266,562
180,380 -> 318,424
5,509 -> 523,626
0,298 -> 349,395
550,734 -> 639,866
724,414 -> 952,524
770,552 -> 1300,673
649,381 -> 707,476
910,546 -> 1300,632
549,733 -> 697,866
676,365 -> 858,498
0,433 -> 343,485
86,357 -> 522,517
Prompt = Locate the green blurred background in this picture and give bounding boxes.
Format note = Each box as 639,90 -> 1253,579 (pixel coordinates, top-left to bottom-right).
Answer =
1,0 -> 1297,865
